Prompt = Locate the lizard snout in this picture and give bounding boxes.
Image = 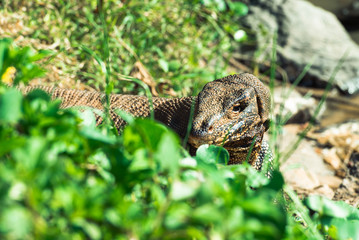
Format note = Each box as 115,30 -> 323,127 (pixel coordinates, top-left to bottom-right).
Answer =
190,117 -> 215,138
188,117 -> 221,147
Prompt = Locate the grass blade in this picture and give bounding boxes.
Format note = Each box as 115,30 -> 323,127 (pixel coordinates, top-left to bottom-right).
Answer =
281,50 -> 349,162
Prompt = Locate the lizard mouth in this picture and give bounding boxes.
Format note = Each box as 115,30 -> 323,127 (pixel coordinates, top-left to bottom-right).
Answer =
187,135 -> 217,148
223,135 -> 262,151
188,123 -> 265,150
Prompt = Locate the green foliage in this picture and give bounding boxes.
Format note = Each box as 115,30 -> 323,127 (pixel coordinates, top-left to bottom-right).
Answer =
196,144 -> 229,165
304,196 -> 359,239
0,38 -> 53,85
0,86 -> 289,239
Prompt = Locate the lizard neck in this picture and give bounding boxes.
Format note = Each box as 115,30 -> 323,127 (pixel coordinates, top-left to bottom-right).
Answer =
153,96 -> 196,138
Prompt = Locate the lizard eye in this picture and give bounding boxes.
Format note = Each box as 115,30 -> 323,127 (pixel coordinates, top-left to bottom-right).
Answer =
232,104 -> 242,112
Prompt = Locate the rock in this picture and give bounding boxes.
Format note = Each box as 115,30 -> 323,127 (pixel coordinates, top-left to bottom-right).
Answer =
313,185 -> 336,199
317,175 -> 342,189
307,0 -> 355,14
273,87 -> 325,124
285,168 -> 321,190
277,125 -> 335,192
240,0 -> 359,94
308,0 -> 359,44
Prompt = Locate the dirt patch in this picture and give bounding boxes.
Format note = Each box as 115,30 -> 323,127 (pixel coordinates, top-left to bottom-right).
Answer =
332,152 -> 359,207
283,121 -> 359,206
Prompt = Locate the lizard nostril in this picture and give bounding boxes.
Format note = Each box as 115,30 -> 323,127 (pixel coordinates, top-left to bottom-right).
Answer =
208,125 -> 213,133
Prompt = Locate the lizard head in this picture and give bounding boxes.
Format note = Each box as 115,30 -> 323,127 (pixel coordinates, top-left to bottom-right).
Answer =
188,73 -> 270,165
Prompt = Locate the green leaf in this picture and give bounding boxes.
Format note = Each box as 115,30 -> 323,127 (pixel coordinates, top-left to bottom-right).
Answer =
226,207 -> 245,232
28,49 -> 54,61
12,137 -> 47,170
179,157 -> 198,169
105,81 -> 114,95
122,124 -> 146,153
80,128 -> 116,144
0,137 -> 26,156
0,88 -> 22,123
303,196 -> 359,240
24,88 -> 51,102
76,109 -> 97,129
304,196 -> 359,219
170,180 -> 199,201
228,2 -> 248,16
264,170 -> 284,191
105,209 -> 122,227
151,184 -> 166,204
155,132 -> 181,173
158,59 -> 169,72
0,206 -> 33,238
123,119 -> 169,152
192,204 -> 222,223
128,149 -> 151,171
52,187 -> 74,210
114,109 -> 135,125
324,218 -> 359,240
233,30 -> 247,42
165,203 -> 191,229
73,218 -> 102,240
202,0 -> 226,12
81,45 -> 107,75
72,106 -> 104,118
8,182 -> 27,201
0,38 -> 12,75
168,60 -> 181,71
196,144 -> 229,165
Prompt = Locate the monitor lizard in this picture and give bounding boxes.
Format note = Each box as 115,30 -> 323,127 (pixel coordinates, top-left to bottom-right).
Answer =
19,73 -> 272,171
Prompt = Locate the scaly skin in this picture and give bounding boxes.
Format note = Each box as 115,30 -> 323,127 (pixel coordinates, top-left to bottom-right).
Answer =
188,73 -> 270,165
19,73 -> 271,169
